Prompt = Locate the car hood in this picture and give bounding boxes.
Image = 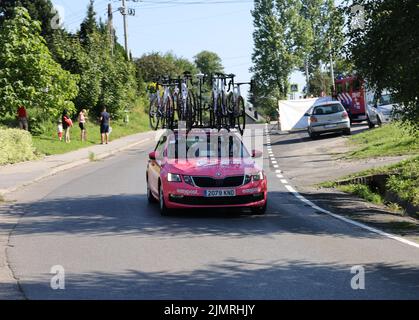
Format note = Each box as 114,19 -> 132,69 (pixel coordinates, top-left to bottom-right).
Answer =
164,158 -> 261,176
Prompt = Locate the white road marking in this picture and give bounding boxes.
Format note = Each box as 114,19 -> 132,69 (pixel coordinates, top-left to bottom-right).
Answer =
264,130 -> 419,250
283,184 -> 419,249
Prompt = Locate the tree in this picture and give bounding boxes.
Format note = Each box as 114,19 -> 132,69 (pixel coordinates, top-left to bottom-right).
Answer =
251,0 -> 311,115
194,51 -> 224,75
345,0 -> 419,123
300,0 -> 346,94
0,0 -> 56,40
79,0 -> 98,46
0,7 -> 79,131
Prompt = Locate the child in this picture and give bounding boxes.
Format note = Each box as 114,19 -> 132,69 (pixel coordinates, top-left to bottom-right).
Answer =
57,119 -> 63,141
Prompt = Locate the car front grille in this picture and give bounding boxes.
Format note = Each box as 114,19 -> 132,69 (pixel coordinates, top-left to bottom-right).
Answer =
192,175 -> 246,188
169,194 -> 264,206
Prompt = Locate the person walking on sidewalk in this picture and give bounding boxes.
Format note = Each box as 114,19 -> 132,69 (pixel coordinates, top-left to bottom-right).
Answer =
62,109 -> 73,143
17,106 -> 28,131
78,109 -> 88,142
100,107 -> 111,145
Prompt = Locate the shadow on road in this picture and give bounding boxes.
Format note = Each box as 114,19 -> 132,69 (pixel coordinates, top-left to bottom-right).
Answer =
1,191 -> 393,240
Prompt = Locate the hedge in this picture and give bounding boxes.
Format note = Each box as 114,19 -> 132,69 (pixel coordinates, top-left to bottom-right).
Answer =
0,129 -> 37,165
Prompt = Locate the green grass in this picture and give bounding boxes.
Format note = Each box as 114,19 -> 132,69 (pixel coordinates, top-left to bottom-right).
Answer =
321,156 -> 419,210
337,184 -> 384,205
32,104 -> 150,156
346,122 -> 419,159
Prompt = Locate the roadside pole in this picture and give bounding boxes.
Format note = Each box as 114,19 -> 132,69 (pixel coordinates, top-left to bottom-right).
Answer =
108,3 -> 114,55
121,0 -> 129,60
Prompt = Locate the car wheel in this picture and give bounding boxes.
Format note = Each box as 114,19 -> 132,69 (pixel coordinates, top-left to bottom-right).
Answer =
147,184 -> 157,203
367,117 -> 375,129
159,185 -> 170,216
377,117 -> 382,127
309,130 -> 318,140
251,201 -> 267,215
343,128 -> 351,136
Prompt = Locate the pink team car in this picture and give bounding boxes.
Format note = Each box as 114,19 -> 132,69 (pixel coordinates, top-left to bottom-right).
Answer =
146,130 -> 268,215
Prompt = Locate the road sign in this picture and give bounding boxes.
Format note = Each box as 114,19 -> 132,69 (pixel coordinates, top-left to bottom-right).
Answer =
290,84 -> 299,93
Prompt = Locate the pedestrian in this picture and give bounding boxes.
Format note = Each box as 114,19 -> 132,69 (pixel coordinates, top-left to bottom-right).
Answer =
100,107 -> 111,145
17,105 -> 28,131
57,119 -> 63,141
62,109 -> 73,143
78,109 -> 88,142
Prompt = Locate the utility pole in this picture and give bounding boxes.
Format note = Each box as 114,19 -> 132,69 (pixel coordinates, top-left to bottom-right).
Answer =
305,57 -> 310,97
329,38 -> 335,92
121,0 -> 129,60
108,3 -> 114,55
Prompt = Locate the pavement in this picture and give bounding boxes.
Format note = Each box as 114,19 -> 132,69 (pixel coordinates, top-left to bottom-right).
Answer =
0,124 -> 418,300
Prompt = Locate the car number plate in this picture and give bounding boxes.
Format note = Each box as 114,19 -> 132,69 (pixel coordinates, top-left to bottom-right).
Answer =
324,124 -> 337,128
205,189 -> 236,197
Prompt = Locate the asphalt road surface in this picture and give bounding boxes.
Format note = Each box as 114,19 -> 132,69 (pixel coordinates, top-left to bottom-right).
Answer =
5,125 -> 419,299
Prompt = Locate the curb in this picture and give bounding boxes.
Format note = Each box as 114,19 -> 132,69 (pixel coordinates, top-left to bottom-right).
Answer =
0,138 -> 151,198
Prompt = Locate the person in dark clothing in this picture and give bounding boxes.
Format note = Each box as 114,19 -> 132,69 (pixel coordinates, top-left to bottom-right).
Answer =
100,107 -> 111,144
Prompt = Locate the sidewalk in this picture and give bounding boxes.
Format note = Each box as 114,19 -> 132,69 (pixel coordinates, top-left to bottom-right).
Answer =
0,130 -> 155,197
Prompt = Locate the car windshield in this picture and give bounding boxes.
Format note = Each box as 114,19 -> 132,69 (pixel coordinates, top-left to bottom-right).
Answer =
378,94 -> 394,106
167,135 -> 250,159
313,104 -> 344,115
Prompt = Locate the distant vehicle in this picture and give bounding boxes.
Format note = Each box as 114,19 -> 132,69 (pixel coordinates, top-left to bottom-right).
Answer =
306,101 -> 351,139
334,76 -> 368,123
146,129 -> 268,215
366,92 -> 398,128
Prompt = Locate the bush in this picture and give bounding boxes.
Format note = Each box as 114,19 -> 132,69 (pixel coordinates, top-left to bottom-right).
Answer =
0,129 -> 37,165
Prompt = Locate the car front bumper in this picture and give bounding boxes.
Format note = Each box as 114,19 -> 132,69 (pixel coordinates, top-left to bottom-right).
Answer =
309,121 -> 350,133
163,180 -> 268,209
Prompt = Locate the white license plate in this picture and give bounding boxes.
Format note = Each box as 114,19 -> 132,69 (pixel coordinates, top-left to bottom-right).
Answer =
324,124 -> 337,128
205,189 -> 236,197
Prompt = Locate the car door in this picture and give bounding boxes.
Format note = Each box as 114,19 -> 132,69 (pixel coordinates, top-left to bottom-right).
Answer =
148,136 -> 167,197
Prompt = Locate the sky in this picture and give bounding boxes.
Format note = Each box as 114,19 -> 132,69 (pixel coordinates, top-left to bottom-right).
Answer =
51,0 -> 307,97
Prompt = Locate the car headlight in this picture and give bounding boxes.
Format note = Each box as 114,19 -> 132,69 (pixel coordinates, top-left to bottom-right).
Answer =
167,173 -> 182,183
251,171 -> 264,181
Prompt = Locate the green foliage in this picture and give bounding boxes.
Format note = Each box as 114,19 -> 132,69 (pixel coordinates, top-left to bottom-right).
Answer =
0,0 -> 56,40
193,51 -> 224,75
251,0 -> 312,114
309,70 -> 333,96
135,52 -> 199,83
386,157 -> 419,206
338,184 -> 384,205
0,7 -> 79,133
345,0 -> 419,124
0,128 -> 38,165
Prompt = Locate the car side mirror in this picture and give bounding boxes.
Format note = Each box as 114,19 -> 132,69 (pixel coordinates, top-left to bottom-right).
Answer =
149,151 -> 157,161
252,150 -> 263,158
304,113 -> 310,117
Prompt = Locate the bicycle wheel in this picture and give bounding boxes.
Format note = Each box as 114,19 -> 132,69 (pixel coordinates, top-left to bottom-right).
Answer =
164,96 -> 174,129
186,91 -> 196,130
235,96 -> 246,135
149,96 -> 160,130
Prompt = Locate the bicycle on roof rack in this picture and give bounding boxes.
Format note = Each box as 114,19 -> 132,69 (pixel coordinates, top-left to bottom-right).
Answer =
148,77 -> 176,130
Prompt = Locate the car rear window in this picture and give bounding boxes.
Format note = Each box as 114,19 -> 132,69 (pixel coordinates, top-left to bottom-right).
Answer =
313,104 -> 345,115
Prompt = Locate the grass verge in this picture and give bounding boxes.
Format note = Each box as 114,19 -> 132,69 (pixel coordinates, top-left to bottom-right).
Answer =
32,103 -> 150,156
346,121 -> 418,159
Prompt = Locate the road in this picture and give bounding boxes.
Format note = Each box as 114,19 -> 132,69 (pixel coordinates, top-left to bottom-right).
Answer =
4,125 -> 419,299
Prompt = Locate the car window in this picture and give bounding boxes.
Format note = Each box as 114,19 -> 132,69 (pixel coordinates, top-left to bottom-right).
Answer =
378,94 -> 393,106
353,79 -> 361,91
336,83 -> 343,94
345,81 -> 351,92
155,136 -> 167,154
313,104 -> 345,115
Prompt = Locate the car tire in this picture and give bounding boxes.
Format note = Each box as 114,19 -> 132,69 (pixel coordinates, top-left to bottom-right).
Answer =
377,117 -> 382,127
251,201 -> 267,215
147,184 -> 157,203
309,131 -> 318,140
367,117 -> 375,129
343,128 -> 351,136
159,185 -> 170,216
